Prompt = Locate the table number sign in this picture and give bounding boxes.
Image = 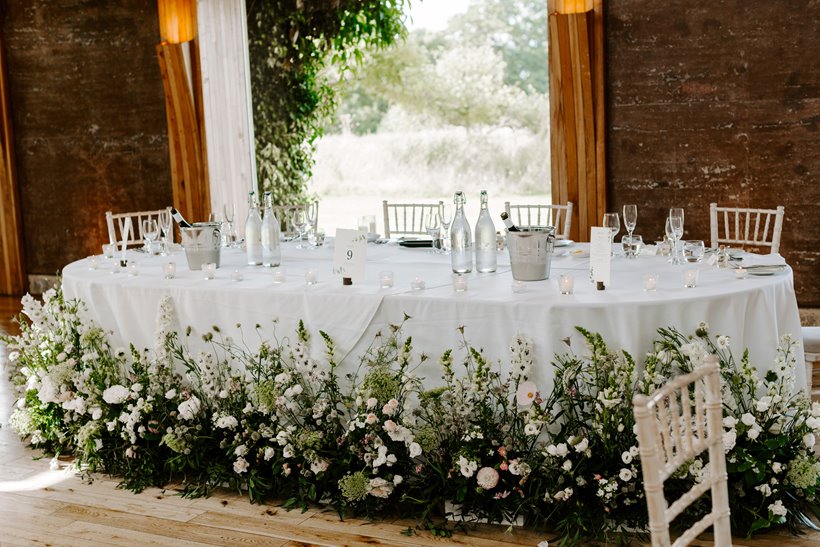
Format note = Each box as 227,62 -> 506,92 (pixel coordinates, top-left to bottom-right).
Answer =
589,227 -> 612,286
333,229 -> 367,282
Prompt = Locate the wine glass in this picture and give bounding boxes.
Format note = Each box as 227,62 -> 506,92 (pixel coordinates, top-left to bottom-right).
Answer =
291,208 -> 308,249
669,208 -> 685,264
158,209 -> 172,255
142,219 -> 159,254
602,212 -> 620,254
623,204 -> 637,238
439,203 -> 453,254
424,210 -> 441,253
306,202 -> 318,236
222,203 -> 236,247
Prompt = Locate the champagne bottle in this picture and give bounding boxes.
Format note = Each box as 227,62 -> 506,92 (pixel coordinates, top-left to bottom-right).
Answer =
261,192 -> 281,267
450,191 -> 472,273
171,207 -> 192,228
245,191 -> 263,265
500,211 -> 520,232
474,190 -> 497,273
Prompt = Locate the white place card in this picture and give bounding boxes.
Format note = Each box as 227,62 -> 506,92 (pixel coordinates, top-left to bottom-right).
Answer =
589,227 -> 612,286
333,229 -> 367,282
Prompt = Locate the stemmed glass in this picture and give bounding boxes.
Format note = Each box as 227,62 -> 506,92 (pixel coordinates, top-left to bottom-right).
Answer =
306,202 -> 318,238
424,210 -> 441,253
291,208 -> 308,249
158,209 -> 172,255
222,203 -> 236,247
623,204 -> 637,238
602,212 -> 620,254
439,203 -> 453,254
142,219 -> 159,254
668,208 -> 685,264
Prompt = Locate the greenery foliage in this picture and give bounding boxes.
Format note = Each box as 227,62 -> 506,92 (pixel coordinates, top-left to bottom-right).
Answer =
6,290 -> 820,544
246,0 -> 409,204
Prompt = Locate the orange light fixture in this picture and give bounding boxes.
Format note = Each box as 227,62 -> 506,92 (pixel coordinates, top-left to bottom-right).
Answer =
555,0 -> 593,14
158,0 -> 196,44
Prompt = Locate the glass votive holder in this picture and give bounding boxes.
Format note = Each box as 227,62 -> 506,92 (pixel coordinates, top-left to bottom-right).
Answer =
163,261 -> 176,279
379,270 -> 394,289
309,229 -> 325,247
734,267 -> 748,279
452,274 -> 468,292
231,269 -> 243,282
88,256 -> 99,270
410,276 -> 426,290
111,261 -> 122,274
511,280 -> 526,293
202,262 -> 216,280
102,243 -> 115,259
305,268 -> 318,285
559,274 -> 574,295
127,261 -> 139,277
643,273 -> 658,292
684,268 -> 699,288
272,267 -> 286,283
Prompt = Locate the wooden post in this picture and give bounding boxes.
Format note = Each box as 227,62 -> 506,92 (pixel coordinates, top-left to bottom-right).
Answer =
0,27 -> 25,295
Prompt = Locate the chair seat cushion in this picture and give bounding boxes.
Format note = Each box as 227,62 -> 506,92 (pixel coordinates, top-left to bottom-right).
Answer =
804,326 -> 820,354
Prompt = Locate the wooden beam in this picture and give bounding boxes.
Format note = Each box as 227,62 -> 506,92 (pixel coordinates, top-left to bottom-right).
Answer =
156,42 -> 210,225
0,26 -> 25,295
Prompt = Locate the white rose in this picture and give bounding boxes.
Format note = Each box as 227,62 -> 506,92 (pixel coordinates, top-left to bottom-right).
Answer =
366,397 -> 378,409
747,427 -> 760,440
756,397 -> 771,412
165,389 -> 177,399
741,413 -> 756,426
622,451 -> 633,464
264,447 -> 275,461
233,457 -> 249,474
215,415 -> 238,429
619,468 -> 633,482
722,416 -> 737,428
476,467 -> 500,490
555,443 -> 569,457
803,433 -> 816,448
409,442 -> 422,458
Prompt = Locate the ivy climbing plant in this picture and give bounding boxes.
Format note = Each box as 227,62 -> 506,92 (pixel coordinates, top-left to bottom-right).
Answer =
247,0 -> 409,204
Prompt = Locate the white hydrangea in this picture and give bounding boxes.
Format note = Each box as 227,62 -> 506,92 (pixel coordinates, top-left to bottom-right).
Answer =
215,415 -> 239,430
102,385 -> 130,405
768,500 -> 787,517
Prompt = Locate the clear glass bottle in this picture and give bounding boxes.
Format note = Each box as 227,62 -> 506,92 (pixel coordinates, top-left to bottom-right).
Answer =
245,191 -> 262,266
474,190 -> 497,273
261,191 -> 281,267
450,191 -> 472,273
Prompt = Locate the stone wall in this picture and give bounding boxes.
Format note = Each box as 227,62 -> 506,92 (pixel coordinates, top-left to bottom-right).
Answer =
605,1 -> 820,306
2,0 -> 171,278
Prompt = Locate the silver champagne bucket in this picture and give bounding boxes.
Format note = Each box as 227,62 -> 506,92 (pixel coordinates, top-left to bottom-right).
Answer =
506,226 -> 555,281
181,222 -> 222,270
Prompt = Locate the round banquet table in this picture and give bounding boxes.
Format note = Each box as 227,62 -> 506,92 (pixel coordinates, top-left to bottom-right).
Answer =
62,240 -> 806,395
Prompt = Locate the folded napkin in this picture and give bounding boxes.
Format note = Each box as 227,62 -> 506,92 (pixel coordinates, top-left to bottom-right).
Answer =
738,252 -> 787,267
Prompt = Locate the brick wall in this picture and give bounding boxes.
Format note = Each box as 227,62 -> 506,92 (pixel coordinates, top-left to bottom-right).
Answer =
605,1 -> 820,306
2,0 -> 171,277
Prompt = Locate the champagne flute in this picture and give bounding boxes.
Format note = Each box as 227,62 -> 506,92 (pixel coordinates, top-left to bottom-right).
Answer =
602,212 -> 620,254
158,209 -> 172,255
439,203 -> 453,254
669,208 -> 685,264
223,203 -> 236,247
142,218 -> 159,254
306,202 -> 318,236
623,204 -> 637,238
291,209 -> 308,249
424,210 -> 442,253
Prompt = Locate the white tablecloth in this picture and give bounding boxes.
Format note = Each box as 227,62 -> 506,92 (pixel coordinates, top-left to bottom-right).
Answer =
63,241 -> 806,394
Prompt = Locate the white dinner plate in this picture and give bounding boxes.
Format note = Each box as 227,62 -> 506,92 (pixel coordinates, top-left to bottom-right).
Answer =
367,233 -> 381,243
746,265 -> 787,276
554,239 -> 574,247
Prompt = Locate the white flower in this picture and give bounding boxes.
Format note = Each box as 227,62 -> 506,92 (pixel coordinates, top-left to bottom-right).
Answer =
538,542 -> 549,547
165,389 -> 177,399
365,413 -> 377,425
772,462 -> 783,474
741,413 -> 756,426
476,467 -> 499,490
310,459 -> 329,474
131,383 -> 143,393
393,475 -> 404,485
619,468 -> 633,482
102,385 -> 130,405
457,455 -> 478,478
177,396 -> 201,421
366,397 -> 378,409
555,443 -> 569,457
723,416 -> 738,428
756,397 -> 772,413
768,500 -> 787,517
723,429 -> 737,452
755,484 -> 772,497
234,444 -> 248,457
215,415 -> 238,429
516,381 -> 538,406
622,451 -> 633,464
409,442 -> 422,458
233,457 -> 249,474
382,398 -> 399,416
524,423 -> 540,436
264,447 -> 275,461
562,459 -> 572,472
803,433 -> 816,448
747,426 -> 760,440
574,438 -> 588,453
369,477 -> 394,498
716,335 -> 730,349
90,406 -> 102,420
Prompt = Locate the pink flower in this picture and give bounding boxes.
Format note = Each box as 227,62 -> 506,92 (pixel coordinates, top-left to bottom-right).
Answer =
500,462 -> 508,471
476,467 -> 500,490
498,446 -> 508,458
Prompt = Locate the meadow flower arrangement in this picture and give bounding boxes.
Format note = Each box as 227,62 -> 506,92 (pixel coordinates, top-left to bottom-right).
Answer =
4,288 -> 820,544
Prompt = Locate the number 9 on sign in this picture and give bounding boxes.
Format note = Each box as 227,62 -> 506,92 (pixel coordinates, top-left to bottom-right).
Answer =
346,250 -> 353,260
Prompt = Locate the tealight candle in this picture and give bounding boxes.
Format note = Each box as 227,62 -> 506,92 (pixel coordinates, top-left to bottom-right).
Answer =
88,256 -> 99,270
379,270 -> 394,289
643,273 -> 658,292
511,280 -> 526,293
684,268 -> 698,288
164,261 -> 176,279
127,261 -> 139,277
111,261 -> 122,274
102,243 -> 115,259
559,274 -> 574,295
305,268 -> 318,285
231,269 -> 243,282
734,267 -> 747,279
272,268 -> 286,283
452,274 -> 468,292
203,262 -> 216,280
411,276 -> 426,290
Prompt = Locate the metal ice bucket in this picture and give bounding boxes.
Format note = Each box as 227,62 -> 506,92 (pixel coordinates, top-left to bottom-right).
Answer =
180,222 -> 222,270
506,226 -> 555,281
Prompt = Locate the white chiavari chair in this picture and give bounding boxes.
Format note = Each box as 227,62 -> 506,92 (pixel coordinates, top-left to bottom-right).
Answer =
105,207 -> 172,248
503,201 -> 573,240
709,203 -> 784,254
382,200 -> 444,239
633,355 -> 732,547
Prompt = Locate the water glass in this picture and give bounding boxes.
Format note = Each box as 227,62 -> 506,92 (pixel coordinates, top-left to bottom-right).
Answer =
309,229 -> 325,247
621,234 -> 644,258
683,240 -> 705,263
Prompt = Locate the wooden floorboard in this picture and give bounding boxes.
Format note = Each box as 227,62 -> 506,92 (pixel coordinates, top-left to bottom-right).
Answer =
3,294 -> 820,545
